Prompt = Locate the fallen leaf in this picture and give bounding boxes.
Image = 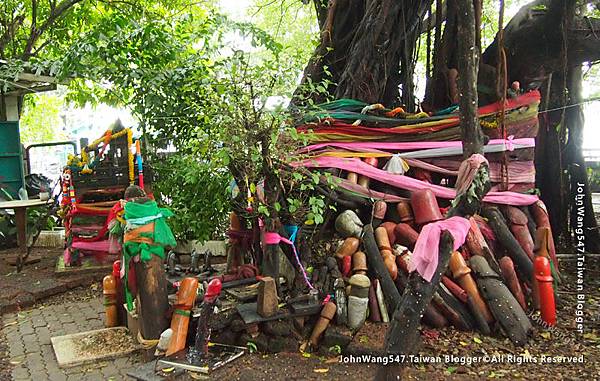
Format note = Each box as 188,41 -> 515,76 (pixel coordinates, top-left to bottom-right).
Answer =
325,357 -> 340,364
540,332 -> 551,340
302,352 -> 312,358
473,337 -> 482,344
459,341 -> 468,346
160,367 -> 174,373
314,368 -> 329,373
445,366 -> 457,374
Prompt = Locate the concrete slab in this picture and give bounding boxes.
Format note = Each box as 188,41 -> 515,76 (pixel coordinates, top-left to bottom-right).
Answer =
51,327 -> 141,368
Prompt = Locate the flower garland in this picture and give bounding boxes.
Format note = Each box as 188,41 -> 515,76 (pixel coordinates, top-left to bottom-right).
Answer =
88,128 -> 128,150
127,128 -> 134,185
66,127 -> 135,178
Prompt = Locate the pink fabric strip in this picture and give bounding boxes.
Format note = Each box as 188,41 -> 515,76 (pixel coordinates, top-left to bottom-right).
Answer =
71,239 -> 112,252
263,231 -> 314,290
408,217 -> 471,282
298,138 -> 535,154
291,156 -> 539,205
425,159 -> 535,183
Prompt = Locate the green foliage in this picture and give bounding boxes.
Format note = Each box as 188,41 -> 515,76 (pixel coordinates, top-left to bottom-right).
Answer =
246,341 -> 258,353
152,154 -> 231,242
0,0 -> 192,62
587,167 -> 600,192
19,93 -> 67,144
2,1 -> 333,239
328,345 -> 342,355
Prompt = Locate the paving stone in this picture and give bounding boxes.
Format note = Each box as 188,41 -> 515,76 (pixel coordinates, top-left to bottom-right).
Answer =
62,323 -> 79,334
27,360 -> 47,374
40,343 -> 54,356
8,339 -> 25,355
45,311 -> 59,320
32,316 -> 47,328
64,366 -> 84,375
58,314 -> 75,324
100,364 -> 120,378
47,370 -> 68,381
81,370 -> 105,381
113,356 -> 131,368
44,360 -> 61,375
28,308 -> 43,317
36,328 -> 52,343
5,330 -> 22,343
26,351 -> 44,362
11,366 -> 30,379
19,323 -> 34,336
66,373 -> 84,381
24,340 -> 42,354
22,333 -> 37,344
49,329 -> 66,337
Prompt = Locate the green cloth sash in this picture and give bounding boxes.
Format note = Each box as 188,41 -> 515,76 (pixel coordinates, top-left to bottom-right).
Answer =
122,201 -> 176,311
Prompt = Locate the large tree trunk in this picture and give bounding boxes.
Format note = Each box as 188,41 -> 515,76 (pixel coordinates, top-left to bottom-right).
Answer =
294,0 -> 432,107
292,0 -> 367,105
564,65 -> 600,252
536,73 -> 569,247
456,0 -> 481,158
472,0 -> 600,251
335,0 -> 431,105
481,0 -> 600,251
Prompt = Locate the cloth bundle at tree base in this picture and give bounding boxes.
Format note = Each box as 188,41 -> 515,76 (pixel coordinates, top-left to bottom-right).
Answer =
279,91 -> 561,349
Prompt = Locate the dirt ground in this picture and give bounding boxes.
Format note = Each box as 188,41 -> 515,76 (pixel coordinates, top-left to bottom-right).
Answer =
210,257 -> 600,381
0,248 -> 599,380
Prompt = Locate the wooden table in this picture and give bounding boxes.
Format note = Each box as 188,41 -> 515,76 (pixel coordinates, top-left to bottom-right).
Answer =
0,198 -> 50,271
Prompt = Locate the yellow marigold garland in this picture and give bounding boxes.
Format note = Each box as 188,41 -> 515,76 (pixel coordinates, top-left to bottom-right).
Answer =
127,128 -> 134,185
480,119 -> 498,129
68,127 -> 134,180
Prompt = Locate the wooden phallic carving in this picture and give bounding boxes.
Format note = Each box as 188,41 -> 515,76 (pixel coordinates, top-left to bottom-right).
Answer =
449,251 -> 494,323
470,256 -> 532,346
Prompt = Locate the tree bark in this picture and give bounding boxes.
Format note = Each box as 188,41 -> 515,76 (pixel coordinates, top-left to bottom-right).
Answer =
480,0 -> 600,250
564,65 -> 600,252
456,0 -> 482,157
292,0 -> 367,105
335,0 -> 431,105
134,256 -> 170,340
